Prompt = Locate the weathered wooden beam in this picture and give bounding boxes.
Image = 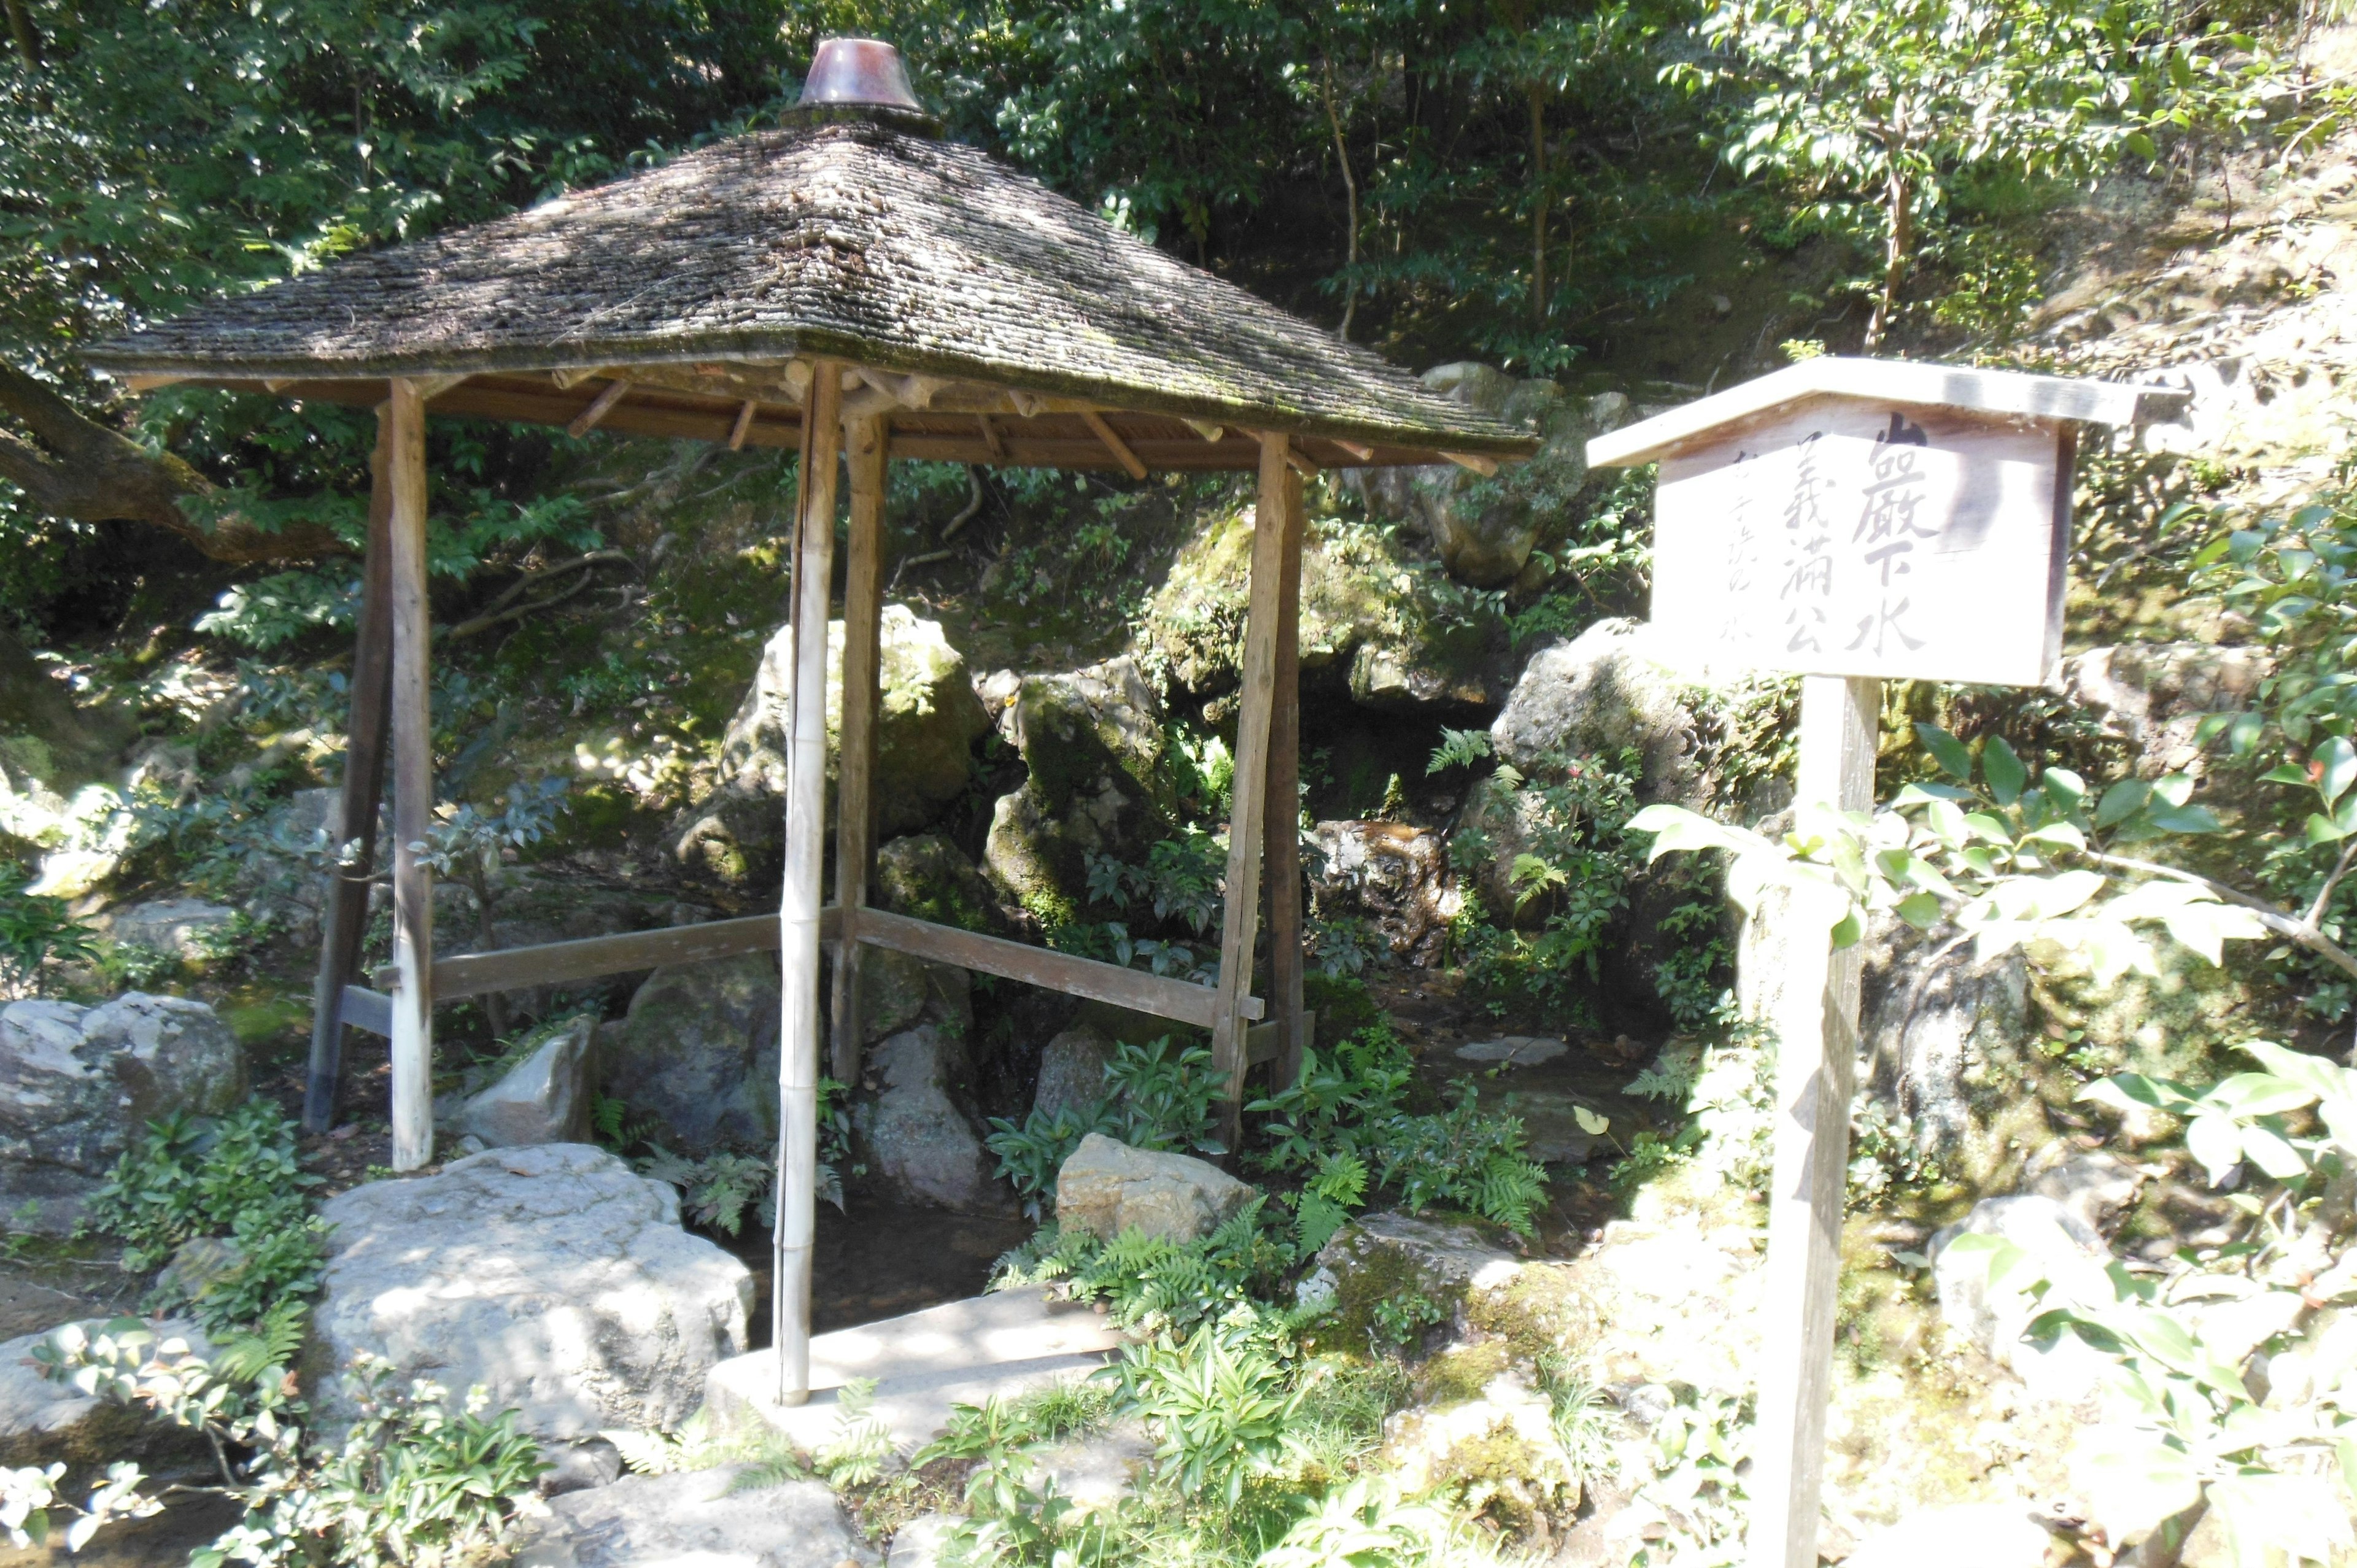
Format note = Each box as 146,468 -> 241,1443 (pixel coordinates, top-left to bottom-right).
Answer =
775,358 -> 843,1408
339,984 -> 395,1039
424,913 -> 786,999
830,414 -> 888,1082
1746,674 -> 1878,1568
386,378 -> 435,1172
976,413 -> 1006,460
303,400 -> 397,1132
728,400 -> 759,450
566,379 -> 631,438
1244,1011 -> 1314,1068
1263,457 -> 1307,1087
1442,451 -> 1498,476
1209,434 -> 1293,1132
853,908 -> 1261,1028
1080,411 -> 1148,479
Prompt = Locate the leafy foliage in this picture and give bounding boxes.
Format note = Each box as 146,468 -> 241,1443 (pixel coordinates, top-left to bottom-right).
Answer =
87,1100 -> 328,1334
986,1037 -> 1228,1217
0,865 -> 95,997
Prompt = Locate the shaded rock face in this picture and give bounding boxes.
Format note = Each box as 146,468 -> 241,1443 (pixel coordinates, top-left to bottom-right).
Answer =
0,1318 -> 212,1473
597,953 -> 780,1157
859,1024 -> 1010,1214
875,832 -> 1007,935
1056,1133 -> 1250,1243
1031,1024 -> 1115,1121
854,946 -> 973,1049
1352,365 -> 1627,590
311,1144 -> 753,1440
95,898 -> 239,963
1856,915 -> 2043,1193
455,1015 -> 595,1148
2057,642 -> 2271,783
724,606 -> 991,838
1489,619 -> 1706,806
514,1467 -> 875,1568
1309,821 -> 1459,966
985,656 -> 1170,917
0,995 -> 244,1234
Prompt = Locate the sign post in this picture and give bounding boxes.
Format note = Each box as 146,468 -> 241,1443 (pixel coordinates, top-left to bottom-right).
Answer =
1586,357 -> 2188,1568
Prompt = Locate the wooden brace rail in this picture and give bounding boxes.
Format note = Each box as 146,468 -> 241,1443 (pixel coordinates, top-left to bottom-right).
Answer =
347,905 -> 1261,1030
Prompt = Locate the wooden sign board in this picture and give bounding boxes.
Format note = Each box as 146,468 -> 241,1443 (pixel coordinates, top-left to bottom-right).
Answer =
1649,395 -> 2070,687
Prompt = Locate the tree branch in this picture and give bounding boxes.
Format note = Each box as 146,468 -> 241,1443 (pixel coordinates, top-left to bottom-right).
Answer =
2089,849 -> 2357,983
0,361 -> 340,563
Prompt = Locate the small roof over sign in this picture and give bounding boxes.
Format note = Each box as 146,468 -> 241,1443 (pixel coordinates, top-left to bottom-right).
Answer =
1587,356 -> 2191,469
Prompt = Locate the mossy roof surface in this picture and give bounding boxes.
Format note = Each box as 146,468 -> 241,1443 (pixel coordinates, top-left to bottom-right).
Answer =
88,122 -> 1535,457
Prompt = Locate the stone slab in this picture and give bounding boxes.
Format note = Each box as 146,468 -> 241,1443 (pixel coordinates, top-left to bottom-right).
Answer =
705,1290 -> 1122,1453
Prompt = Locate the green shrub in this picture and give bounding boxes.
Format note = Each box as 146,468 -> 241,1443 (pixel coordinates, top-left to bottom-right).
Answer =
986,1036 -> 1227,1216
993,1199 -> 1299,1337
0,866 -> 96,998
87,1100 -> 327,1334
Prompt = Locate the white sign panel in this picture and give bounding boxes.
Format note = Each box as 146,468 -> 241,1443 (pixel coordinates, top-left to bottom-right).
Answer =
1650,396 -> 2068,686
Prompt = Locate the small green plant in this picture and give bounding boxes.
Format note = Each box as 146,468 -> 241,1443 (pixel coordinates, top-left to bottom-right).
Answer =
996,1202 -> 1298,1338
1426,727 -> 1493,774
813,1377 -> 894,1489
638,1149 -> 776,1234
1117,1316 -> 1306,1506
87,1100 -> 327,1335
986,1037 -> 1228,1216
1368,1291 -> 1444,1351
0,865 -> 96,998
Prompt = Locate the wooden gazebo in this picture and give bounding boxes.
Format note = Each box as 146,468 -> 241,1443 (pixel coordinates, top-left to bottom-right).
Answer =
85,39 -> 1535,1403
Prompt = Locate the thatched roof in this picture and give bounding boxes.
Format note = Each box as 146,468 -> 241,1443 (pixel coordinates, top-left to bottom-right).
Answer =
87,122 -> 1535,468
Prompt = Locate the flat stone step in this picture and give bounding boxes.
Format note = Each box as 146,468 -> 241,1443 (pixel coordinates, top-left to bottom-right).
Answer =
704,1290 -> 1123,1453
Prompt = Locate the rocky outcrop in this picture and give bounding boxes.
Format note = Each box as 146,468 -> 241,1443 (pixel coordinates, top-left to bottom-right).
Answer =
0,994 -> 244,1234
452,1015 -> 595,1148
1379,1361 -> 1581,1534
1352,365 -> 1630,589
2057,642 -> 2272,782
1301,1212 -> 1528,1345
1309,821 -> 1459,966
1055,1134 -> 1249,1243
597,954 -> 779,1156
0,1318 -> 212,1473
1488,618 -> 1706,804
1031,1024 -> 1115,1121
311,1144 -> 753,1440
514,1467 -> 875,1568
93,898 -> 239,964
724,606 -> 990,838
875,832 -> 1008,935
985,658 -> 1170,917
1856,917 -> 2042,1192
859,1024 -> 1009,1214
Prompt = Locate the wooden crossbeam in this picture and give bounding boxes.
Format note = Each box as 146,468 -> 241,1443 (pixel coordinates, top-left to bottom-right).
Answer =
1080,411 -> 1148,479
852,908 -> 1261,1028
567,379 -> 632,438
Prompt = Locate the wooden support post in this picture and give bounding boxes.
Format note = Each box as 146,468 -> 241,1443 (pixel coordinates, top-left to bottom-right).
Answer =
830,414 -> 888,1083
385,379 -> 436,1172
303,403 -> 398,1133
1746,673 -> 1878,1568
1263,460 -> 1307,1088
1210,433 -> 1295,1138
775,360 -> 843,1407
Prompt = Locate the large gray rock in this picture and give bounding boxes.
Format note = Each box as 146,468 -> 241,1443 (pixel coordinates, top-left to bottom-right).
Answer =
1855,916 -> 2040,1190
983,658 -> 1172,916
456,1015 -> 595,1148
1309,820 -> 1458,967
1489,618 -> 1705,805
724,606 -> 991,838
514,1467 -> 875,1568
860,1025 -> 1008,1214
1302,1211 -> 1524,1343
1352,365 -> 1624,589
311,1144 -> 753,1440
1032,1025 -> 1115,1122
875,833 -> 1008,935
597,954 -> 779,1156
1929,1194 -> 2114,1402
94,898 -> 239,963
2057,643 -> 2271,783
1055,1134 -> 1249,1244
0,994 -> 244,1235
0,1318 -> 211,1472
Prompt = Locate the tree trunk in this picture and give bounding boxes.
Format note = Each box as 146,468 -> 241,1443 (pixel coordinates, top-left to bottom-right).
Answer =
1528,85 -> 1549,334
1321,60 -> 1361,342
1864,169 -> 1913,354
2,0 -> 37,69
0,361 -> 342,563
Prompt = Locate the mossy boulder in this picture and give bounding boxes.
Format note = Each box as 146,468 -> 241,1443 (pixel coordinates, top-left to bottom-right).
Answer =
1379,1361 -> 1581,1537
1349,365 -> 1627,590
597,953 -> 779,1155
985,657 -> 1171,916
1489,617 -> 1708,805
1139,500 -> 1512,712
875,833 -> 1007,935
1303,1211 -> 1534,1351
722,605 -> 989,838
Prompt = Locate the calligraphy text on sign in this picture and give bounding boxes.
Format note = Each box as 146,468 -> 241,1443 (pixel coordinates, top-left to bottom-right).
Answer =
1650,398 -> 2069,686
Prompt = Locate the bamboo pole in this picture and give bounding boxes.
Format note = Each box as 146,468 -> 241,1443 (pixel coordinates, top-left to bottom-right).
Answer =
1263,460 -> 1307,1087
303,403 -> 397,1133
1746,673 -> 1878,1568
774,360 -> 843,1407
1210,433 -> 1295,1138
386,379 -> 436,1172
830,414 -> 888,1082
